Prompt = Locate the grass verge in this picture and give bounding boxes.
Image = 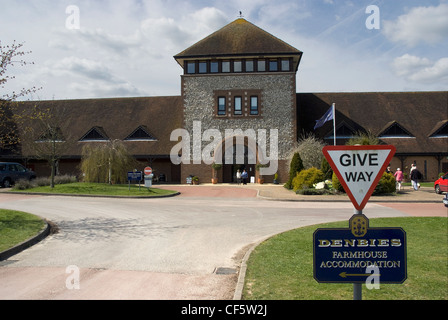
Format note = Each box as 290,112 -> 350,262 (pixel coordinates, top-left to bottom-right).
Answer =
0,209 -> 45,252
11,182 -> 178,197
243,217 -> 447,300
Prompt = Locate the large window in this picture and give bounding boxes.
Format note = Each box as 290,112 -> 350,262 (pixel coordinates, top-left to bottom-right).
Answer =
234,96 -> 242,115
218,97 -> 226,115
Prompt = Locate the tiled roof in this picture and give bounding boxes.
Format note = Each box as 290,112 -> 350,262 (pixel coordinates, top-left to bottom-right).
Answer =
174,18 -> 302,69
16,96 -> 183,158
298,91 -> 448,154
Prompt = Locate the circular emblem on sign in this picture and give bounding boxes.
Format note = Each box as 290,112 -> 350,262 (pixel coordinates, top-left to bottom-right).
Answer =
350,214 -> 369,237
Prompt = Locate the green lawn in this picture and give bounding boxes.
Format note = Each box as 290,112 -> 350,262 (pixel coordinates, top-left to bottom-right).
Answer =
12,182 -> 177,197
243,217 -> 447,300
0,209 -> 46,252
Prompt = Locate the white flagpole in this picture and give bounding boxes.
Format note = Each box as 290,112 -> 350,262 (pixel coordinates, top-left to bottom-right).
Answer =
332,103 -> 336,146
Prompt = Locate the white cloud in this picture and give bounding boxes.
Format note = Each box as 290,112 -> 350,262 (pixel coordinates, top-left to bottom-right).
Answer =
383,3 -> 448,47
392,54 -> 448,84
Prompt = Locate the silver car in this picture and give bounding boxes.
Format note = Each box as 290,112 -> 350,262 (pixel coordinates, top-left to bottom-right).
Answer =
0,162 -> 36,188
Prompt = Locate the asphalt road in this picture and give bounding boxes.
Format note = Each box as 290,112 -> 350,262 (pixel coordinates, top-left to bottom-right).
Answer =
0,188 -> 443,300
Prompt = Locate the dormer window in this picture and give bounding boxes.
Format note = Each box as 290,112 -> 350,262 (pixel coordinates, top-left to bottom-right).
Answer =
125,126 -> 156,141
79,127 -> 109,142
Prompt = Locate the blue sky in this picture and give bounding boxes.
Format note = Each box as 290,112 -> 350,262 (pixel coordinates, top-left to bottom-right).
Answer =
1,0 -> 447,100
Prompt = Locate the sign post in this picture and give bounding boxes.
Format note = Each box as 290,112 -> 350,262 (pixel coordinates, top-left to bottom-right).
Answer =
127,171 -> 143,191
314,145 -> 406,300
144,167 -> 153,188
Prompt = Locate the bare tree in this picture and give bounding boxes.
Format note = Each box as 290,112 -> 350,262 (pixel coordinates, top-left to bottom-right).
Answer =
20,102 -> 74,188
1,41 -> 41,150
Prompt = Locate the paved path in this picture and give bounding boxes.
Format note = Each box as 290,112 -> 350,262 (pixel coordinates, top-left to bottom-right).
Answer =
0,184 -> 445,300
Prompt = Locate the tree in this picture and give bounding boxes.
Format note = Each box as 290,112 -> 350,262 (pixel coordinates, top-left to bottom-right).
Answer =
19,102 -> 73,188
285,152 -> 304,189
296,133 -> 326,169
1,41 -> 41,150
81,140 -> 139,184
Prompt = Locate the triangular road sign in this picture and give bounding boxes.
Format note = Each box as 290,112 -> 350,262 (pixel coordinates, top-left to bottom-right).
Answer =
323,145 -> 396,210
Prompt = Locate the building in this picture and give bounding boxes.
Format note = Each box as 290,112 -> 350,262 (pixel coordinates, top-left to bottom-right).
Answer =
2,18 -> 447,183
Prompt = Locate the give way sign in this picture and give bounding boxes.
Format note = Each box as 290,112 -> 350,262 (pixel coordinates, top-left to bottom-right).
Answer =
323,145 -> 396,210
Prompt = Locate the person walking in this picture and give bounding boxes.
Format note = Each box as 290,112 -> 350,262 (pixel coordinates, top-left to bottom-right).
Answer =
394,168 -> 404,191
241,169 -> 248,185
410,165 -> 423,190
236,169 -> 242,185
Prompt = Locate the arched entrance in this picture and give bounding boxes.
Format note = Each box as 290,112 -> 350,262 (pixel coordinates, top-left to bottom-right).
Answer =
215,136 -> 258,183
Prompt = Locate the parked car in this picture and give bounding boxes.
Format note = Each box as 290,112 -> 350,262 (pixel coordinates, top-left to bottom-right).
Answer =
434,172 -> 448,194
0,162 -> 36,188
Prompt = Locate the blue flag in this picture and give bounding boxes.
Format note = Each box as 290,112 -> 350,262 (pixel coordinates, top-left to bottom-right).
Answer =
314,106 -> 334,130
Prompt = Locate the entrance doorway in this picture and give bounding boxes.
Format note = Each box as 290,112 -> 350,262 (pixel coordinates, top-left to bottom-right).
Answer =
221,144 -> 256,183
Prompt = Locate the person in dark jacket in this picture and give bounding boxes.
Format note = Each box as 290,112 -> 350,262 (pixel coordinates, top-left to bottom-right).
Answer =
410,165 -> 423,190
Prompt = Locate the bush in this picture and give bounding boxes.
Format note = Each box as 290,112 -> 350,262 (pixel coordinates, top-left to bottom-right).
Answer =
12,175 -> 77,190
13,179 -> 34,190
285,152 -> 304,189
292,167 -> 324,191
332,172 -> 345,193
374,172 -> 396,195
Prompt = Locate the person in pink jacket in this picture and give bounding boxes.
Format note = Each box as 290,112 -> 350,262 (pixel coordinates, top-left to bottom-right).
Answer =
394,168 -> 404,191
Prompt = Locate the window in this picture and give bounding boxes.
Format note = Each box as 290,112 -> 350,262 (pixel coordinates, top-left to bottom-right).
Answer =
245,60 -> 254,72
234,60 -> 242,72
218,97 -> 226,115
281,59 -> 290,71
125,126 -> 156,141
234,96 -> 242,115
269,59 -> 278,71
187,62 -> 195,74
198,61 -> 207,73
222,61 -> 230,73
257,60 -> 266,72
210,61 -> 219,73
214,89 -> 262,118
79,127 -> 109,142
379,121 -> 414,138
250,96 -> 259,115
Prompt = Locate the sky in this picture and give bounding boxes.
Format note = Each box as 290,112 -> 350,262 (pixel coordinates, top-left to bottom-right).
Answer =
1,0 -> 447,101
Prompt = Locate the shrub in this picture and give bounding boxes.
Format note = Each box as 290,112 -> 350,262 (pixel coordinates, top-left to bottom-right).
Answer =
296,134 -> 325,169
13,179 -> 34,190
321,157 -> 333,180
292,167 -> 324,191
332,172 -> 345,193
374,172 -> 396,195
285,152 -> 304,189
